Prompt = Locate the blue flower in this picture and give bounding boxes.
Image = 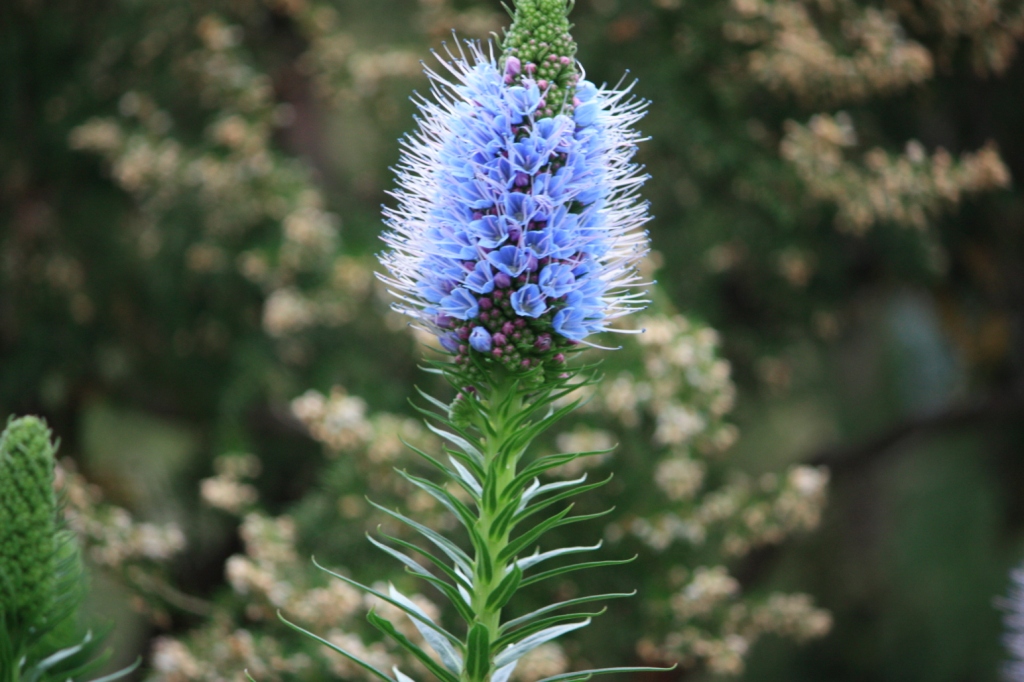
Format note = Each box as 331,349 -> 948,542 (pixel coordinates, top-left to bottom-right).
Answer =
379,41 -> 651,369
538,263 -> 576,298
440,287 -> 479,320
464,261 -> 496,294
510,284 -> 547,318
487,245 -> 530,278
469,326 -> 493,352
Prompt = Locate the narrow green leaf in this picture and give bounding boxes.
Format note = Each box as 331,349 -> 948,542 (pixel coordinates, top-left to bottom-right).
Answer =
311,558 -> 462,648
483,466 -> 500,512
501,592 -> 636,633
493,619 -> 590,668
519,447 -> 616,481
279,613 -> 395,682
535,665 -> 677,682
366,500 -> 473,574
521,556 -> 637,587
85,658 -> 141,682
490,501 -> 519,540
367,533 -> 432,575
465,623 -> 492,681
424,423 -> 485,465
444,445 -> 486,481
37,632 -> 92,671
389,584 -> 464,674
392,666 -> 417,682
513,475 -> 613,527
413,570 -> 477,623
413,385 -> 452,414
448,455 -> 483,499
396,469 -> 477,530
516,543 -> 603,571
471,526 -> 494,584
494,610 -> 607,650
376,530 -> 473,592
485,564 -> 523,611
367,610 -> 461,682
498,506 -> 574,564
504,398 -> 588,453
518,475 -> 587,509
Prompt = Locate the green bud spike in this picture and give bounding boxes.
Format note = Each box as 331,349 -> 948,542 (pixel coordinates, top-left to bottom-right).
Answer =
502,0 -> 579,118
0,416 -> 58,628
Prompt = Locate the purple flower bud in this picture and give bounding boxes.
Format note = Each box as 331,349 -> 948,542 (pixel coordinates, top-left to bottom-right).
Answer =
515,172 -> 530,188
535,333 -> 552,351
492,348 -> 504,358
538,79 -> 548,90
505,56 -> 521,77
554,353 -> 565,363
525,62 -> 537,74
436,314 -> 454,328
502,321 -> 515,335
457,327 -> 470,340
469,326 -> 493,352
492,333 -> 507,346
560,56 -> 571,66
479,297 -> 493,310
494,272 -> 512,289
521,360 -> 532,369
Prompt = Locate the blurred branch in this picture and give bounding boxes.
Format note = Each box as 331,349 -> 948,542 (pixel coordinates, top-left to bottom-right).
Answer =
806,394 -> 1024,473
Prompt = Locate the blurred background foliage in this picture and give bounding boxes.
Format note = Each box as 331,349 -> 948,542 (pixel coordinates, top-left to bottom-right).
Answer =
2,0 -> 1024,680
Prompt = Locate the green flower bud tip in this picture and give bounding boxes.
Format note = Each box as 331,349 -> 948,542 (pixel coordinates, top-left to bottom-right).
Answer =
502,0 -> 579,118
0,416 -> 58,626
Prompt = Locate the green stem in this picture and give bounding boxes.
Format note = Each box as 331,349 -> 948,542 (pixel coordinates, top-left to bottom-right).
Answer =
464,379 -> 523,682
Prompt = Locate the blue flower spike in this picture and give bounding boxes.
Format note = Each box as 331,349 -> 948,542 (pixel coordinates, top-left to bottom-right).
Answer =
286,5 -> 674,682
379,0 -> 651,376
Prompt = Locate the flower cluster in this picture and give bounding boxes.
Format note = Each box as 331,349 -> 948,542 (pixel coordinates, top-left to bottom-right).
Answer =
380,41 -> 649,372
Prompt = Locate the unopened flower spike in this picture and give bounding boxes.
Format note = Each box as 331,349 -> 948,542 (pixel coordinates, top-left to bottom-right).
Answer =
379,0 -> 651,379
